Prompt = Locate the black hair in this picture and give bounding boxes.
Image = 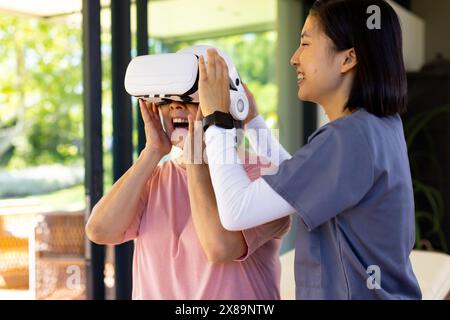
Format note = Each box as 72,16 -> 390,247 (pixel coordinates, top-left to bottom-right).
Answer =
310,0 -> 407,116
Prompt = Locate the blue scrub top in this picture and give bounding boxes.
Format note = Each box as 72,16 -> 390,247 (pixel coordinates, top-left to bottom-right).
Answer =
263,108 -> 422,300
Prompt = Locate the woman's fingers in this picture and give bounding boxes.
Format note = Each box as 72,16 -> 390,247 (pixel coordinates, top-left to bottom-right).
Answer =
218,56 -> 229,89
150,103 -> 165,131
242,82 -> 249,93
206,48 -> 216,79
144,100 -> 154,119
142,100 -> 162,131
139,99 -> 152,124
195,107 -> 203,121
206,49 -> 228,83
215,55 -> 223,82
146,101 -> 155,119
151,102 -> 161,122
211,53 -> 228,93
198,50 -> 231,116
242,82 -> 254,101
198,55 -> 208,82
243,82 -> 254,98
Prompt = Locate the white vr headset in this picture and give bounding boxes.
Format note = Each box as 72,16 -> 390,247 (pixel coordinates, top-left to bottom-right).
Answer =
124,45 -> 249,121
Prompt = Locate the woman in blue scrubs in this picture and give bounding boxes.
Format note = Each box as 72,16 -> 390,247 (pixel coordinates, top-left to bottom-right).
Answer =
195,0 -> 421,299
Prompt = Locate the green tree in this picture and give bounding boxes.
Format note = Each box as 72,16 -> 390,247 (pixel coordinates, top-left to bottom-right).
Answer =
0,14 -> 83,168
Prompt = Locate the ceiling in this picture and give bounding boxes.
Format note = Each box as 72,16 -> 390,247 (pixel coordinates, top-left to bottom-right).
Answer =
0,0 -> 276,40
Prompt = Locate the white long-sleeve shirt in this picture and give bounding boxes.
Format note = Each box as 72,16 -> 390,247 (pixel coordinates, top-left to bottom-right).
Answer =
243,115 -> 292,166
204,116 -> 296,231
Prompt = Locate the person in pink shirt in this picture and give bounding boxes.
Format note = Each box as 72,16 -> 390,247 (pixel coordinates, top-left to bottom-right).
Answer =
85,95 -> 290,299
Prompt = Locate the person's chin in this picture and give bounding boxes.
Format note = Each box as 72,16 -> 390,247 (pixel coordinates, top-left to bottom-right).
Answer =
298,91 -> 308,101
298,86 -> 315,102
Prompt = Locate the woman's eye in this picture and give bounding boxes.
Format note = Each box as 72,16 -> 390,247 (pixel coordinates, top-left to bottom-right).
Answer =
301,43 -> 309,47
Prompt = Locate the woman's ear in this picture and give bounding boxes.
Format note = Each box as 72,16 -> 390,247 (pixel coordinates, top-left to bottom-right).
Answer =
340,48 -> 357,74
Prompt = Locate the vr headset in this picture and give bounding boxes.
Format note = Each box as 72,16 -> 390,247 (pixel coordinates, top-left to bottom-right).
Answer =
124,45 -> 249,121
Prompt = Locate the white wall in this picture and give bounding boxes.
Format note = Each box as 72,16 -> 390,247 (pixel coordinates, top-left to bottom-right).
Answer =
411,0 -> 450,63
387,0 -> 426,72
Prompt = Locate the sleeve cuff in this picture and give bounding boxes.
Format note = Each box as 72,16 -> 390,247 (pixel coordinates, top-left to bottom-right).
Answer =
233,228 -> 259,262
244,115 -> 268,131
262,174 -> 315,231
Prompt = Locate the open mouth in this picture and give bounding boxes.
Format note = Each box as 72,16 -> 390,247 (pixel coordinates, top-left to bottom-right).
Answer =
172,117 -> 189,129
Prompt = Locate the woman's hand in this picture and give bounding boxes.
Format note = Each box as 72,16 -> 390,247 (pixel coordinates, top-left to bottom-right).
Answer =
198,49 -> 230,117
242,82 -> 260,126
139,99 -> 172,157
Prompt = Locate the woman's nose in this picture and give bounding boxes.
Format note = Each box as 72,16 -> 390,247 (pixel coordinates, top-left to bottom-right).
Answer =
290,51 -> 299,67
290,56 -> 295,67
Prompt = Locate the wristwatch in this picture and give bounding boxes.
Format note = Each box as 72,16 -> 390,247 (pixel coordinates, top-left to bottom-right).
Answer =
202,111 -> 242,132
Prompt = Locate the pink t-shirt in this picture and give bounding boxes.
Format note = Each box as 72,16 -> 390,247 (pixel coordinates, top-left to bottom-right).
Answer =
123,158 -> 291,300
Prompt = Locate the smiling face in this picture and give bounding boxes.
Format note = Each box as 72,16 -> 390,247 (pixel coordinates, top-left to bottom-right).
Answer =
290,15 -> 346,107
158,100 -> 199,149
